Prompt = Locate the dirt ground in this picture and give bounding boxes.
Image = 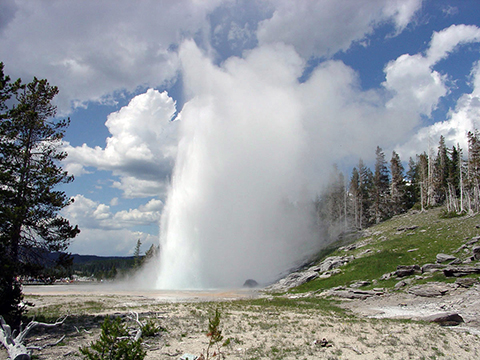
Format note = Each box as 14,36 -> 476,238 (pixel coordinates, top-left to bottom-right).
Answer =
2,283 -> 480,359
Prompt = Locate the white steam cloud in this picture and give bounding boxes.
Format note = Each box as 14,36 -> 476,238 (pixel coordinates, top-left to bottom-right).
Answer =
157,41 -> 321,288
155,23 -> 480,288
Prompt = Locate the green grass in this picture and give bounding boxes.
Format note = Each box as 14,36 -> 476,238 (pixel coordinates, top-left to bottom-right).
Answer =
291,207 -> 480,293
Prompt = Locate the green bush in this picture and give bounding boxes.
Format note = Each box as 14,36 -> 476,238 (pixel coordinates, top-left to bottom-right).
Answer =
141,317 -> 166,337
80,316 -> 146,360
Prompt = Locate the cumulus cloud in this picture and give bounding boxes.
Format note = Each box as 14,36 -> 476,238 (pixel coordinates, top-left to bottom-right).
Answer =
382,25 -> 480,119
62,195 -> 161,255
396,60 -> 480,160
0,0 -> 224,112
63,195 -> 162,230
257,0 -> 422,58
0,0 -> 423,114
63,89 -> 179,198
68,228 -> 158,257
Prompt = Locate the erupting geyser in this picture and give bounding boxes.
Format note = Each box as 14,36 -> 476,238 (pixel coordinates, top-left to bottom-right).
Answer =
156,41 -> 322,289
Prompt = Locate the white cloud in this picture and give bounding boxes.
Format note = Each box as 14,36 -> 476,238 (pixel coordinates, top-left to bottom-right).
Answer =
257,0 -> 422,58
63,89 -> 178,198
426,24 -> 480,64
62,194 -> 161,255
383,53 -> 447,116
64,195 -> 162,230
68,228 -> 158,257
0,0 -> 224,113
396,61 -> 480,160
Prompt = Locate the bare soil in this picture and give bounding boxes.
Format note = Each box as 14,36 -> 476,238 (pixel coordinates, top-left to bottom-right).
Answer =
2,283 -> 480,359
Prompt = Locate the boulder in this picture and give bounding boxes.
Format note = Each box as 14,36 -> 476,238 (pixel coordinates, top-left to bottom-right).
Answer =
455,277 -> 479,288
436,253 -> 457,263
421,263 -> 447,273
443,265 -> 480,277
315,256 -> 354,273
422,313 -> 464,326
472,246 -> 480,260
397,225 -> 419,232
328,289 -> 380,300
350,280 -> 371,288
408,283 -> 451,297
395,265 -> 420,277
243,279 -> 259,288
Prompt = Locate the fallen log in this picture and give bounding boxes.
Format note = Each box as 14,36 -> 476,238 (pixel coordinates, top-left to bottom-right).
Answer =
0,315 -> 67,360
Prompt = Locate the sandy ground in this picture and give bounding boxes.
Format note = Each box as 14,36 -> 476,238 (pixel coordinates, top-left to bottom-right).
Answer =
2,283 -> 480,359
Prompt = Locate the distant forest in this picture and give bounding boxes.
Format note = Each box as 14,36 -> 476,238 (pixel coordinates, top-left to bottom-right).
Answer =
316,130 -> 480,240
31,242 -> 159,282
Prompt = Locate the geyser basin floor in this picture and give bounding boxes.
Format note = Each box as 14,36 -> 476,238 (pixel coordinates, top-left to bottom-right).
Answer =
23,283 -> 258,302
17,288 -> 480,360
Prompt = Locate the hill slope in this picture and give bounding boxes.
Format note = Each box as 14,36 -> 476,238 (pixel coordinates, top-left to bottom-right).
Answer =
270,207 -> 480,293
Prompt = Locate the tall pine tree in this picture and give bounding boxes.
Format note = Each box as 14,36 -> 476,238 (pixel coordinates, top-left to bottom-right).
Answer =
0,67 -> 79,328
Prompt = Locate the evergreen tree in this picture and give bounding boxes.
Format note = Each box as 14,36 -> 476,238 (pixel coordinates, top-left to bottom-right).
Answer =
390,151 -> 406,215
348,167 -> 361,229
467,130 -> 480,212
433,135 -> 450,204
405,157 -> 418,208
315,165 -> 347,239
372,146 -> 390,223
133,239 -> 142,268
358,159 -> 374,228
0,67 -> 79,328
417,153 -> 429,210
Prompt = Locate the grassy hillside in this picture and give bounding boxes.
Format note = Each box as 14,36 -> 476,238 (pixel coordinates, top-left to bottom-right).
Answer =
294,207 -> 480,293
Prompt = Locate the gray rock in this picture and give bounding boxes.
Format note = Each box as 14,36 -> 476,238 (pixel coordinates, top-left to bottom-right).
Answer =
316,256 -> 354,273
467,237 -> 480,245
422,312 -> 464,326
243,279 -> 259,288
473,246 -> 480,260
397,225 -> 419,232
421,263 -> 447,273
329,289 -> 379,300
455,277 -> 479,288
350,280 -> 371,288
395,265 -> 420,277
436,253 -> 457,263
408,283 -> 451,297
381,272 -> 394,280
444,265 -> 480,277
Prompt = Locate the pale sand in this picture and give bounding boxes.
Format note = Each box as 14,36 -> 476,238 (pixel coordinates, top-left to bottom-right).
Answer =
2,283 -> 480,359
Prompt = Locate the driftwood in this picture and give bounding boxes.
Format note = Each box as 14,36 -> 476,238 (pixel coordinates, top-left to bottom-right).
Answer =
0,315 -> 67,360
127,311 -> 143,341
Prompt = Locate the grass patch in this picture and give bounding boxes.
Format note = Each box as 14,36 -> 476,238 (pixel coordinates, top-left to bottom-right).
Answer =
290,207 -> 480,293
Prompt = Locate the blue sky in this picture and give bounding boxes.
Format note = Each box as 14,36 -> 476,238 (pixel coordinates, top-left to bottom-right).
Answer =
1,0 -> 480,257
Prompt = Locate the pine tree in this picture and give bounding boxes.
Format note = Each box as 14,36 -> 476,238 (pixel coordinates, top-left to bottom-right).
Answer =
133,239 -> 142,268
358,159 -> 374,228
390,151 -> 406,215
372,146 -> 390,223
405,157 -> 418,208
0,67 -> 79,328
349,167 -> 361,229
467,130 -> 480,212
417,153 -> 429,210
433,135 -> 450,205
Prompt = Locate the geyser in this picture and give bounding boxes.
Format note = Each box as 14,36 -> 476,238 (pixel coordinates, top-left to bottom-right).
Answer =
156,41 -> 323,289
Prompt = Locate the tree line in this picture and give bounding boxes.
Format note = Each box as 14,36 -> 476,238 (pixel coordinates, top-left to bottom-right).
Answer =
316,132 -> 480,239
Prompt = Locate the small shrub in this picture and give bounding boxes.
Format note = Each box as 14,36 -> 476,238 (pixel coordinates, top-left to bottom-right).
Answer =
141,318 -> 166,337
79,316 -> 146,360
206,308 -> 224,359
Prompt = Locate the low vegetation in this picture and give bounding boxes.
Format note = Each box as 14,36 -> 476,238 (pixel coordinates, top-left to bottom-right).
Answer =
295,206 -> 480,293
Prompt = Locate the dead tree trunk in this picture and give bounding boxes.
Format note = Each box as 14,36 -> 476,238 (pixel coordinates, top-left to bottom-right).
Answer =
0,315 -> 67,360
